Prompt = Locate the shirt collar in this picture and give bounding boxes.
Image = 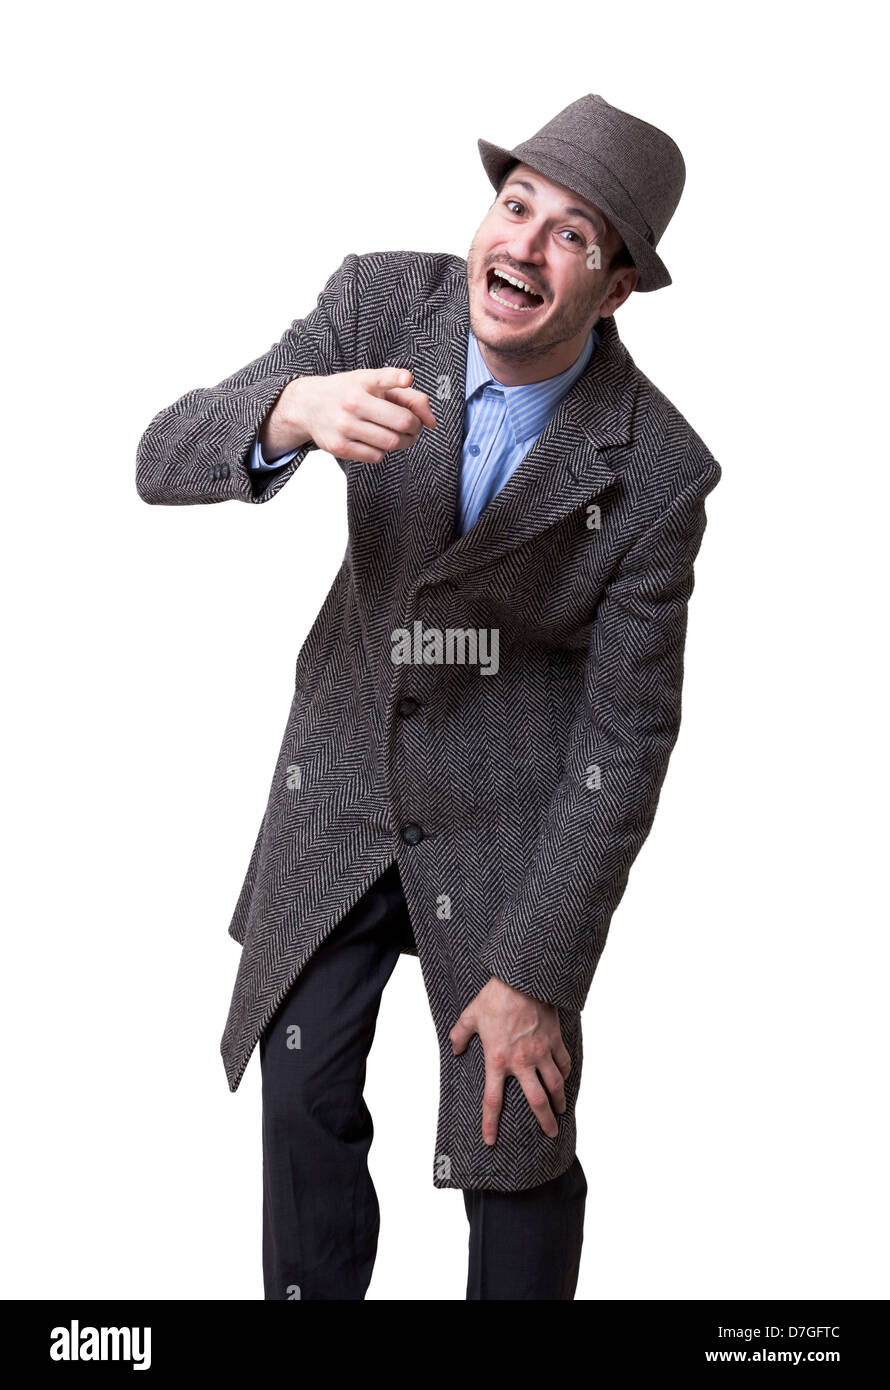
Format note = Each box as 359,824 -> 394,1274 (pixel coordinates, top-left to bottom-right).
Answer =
464,322 -> 600,447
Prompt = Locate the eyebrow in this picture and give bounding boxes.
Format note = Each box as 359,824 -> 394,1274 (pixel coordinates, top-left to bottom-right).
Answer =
502,177 -> 607,239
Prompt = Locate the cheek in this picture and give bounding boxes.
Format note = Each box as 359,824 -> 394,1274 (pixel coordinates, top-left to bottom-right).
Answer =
557,267 -> 595,305
470,222 -> 492,252
471,222 -> 499,260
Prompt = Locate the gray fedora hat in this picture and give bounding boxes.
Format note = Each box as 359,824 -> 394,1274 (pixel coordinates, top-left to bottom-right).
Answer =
478,94 -> 686,292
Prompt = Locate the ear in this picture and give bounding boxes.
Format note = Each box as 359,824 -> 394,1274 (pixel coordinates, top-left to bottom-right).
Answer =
605,265 -> 639,314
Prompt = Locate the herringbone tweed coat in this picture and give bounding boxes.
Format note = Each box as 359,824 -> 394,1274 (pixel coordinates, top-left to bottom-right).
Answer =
136,249 -> 721,1192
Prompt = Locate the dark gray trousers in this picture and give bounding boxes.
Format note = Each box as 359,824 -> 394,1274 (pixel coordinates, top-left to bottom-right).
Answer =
259,860 -> 587,1300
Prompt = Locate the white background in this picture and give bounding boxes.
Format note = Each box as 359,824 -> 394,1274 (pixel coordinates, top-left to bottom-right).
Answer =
2,0 -> 886,1301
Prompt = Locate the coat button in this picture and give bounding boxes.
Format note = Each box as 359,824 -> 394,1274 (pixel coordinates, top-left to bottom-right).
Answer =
397,697 -> 419,717
401,823 -> 424,845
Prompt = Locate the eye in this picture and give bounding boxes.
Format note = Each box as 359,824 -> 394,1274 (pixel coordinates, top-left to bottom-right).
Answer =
500,198 -> 587,248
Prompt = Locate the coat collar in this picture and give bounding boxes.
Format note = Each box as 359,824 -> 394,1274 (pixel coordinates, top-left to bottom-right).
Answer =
402,266 -> 640,585
464,321 -> 598,448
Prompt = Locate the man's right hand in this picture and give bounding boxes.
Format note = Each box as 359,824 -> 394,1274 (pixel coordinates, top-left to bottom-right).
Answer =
259,367 -> 437,464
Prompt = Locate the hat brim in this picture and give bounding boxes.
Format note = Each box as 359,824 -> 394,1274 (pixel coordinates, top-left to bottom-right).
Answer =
477,137 -> 671,292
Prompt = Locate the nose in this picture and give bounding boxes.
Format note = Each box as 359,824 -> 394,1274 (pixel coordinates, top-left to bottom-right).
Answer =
503,220 -> 547,267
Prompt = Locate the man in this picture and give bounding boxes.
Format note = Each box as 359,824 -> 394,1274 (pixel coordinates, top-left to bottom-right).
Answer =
136,93 -> 721,1301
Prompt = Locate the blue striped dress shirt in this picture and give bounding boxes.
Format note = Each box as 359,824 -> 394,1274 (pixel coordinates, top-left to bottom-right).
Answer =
250,324 -> 598,536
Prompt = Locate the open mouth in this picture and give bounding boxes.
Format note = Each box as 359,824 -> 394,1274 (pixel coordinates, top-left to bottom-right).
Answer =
485,266 -> 545,314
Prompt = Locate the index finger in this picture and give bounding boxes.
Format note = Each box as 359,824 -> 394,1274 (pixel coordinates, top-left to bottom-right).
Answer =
364,367 -> 414,394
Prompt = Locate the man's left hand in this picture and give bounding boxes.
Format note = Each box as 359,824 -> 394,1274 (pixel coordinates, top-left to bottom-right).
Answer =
449,977 -> 572,1146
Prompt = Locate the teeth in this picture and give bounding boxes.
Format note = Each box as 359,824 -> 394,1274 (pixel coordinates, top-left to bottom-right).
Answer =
489,284 -> 538,311
488,269 -> 543,311
491,268 -> 540,296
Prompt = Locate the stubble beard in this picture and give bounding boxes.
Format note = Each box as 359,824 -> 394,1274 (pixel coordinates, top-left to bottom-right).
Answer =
467,245 -> 604,367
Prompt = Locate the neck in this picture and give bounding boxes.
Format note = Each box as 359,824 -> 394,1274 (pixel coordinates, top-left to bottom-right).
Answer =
476,322 -> 599,386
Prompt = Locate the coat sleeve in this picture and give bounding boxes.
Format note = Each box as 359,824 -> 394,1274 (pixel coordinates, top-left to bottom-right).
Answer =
479,458 -> 722,1012
135,253 -> 361,506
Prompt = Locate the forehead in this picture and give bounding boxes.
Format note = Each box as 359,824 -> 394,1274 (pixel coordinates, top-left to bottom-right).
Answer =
502,164 -> 613,240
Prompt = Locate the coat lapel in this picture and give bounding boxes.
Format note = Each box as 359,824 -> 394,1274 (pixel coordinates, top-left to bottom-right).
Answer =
400,269 -> 639,586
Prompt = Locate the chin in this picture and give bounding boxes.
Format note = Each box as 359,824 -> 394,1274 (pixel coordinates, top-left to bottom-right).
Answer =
474,293 -> 549,338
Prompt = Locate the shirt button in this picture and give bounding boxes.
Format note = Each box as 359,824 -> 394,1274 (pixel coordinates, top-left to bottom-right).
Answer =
397,697 -> 419,717
401,823 -> 424,845
469,444 -> 480,455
